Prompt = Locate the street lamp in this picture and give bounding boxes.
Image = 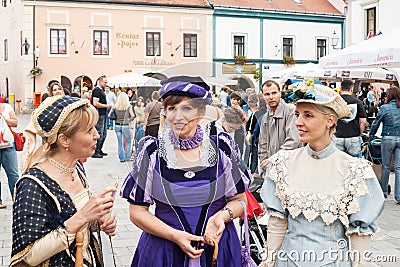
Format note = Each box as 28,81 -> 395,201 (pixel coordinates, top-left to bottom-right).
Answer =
33,46 -> 40,97
34,46 -> 41,66
331,31 -> 340,49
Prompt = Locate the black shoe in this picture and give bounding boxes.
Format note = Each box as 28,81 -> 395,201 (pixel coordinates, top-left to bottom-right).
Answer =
100,151 -> 108,156
92,153 -> 103,158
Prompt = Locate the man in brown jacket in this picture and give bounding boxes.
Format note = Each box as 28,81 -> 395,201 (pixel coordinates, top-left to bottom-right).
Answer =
258,80 -> 300,172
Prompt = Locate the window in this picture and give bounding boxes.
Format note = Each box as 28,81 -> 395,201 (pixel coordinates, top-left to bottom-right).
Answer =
183,34 -> 197,57
93,30 -> 109,55
146,32 -> 161,57
233,35 -> 245,56
4,39 -> 8,61
282,37 -> 293,57
50,29 -> 67,54
316,39 -> 326,60
366,7 -> 376,38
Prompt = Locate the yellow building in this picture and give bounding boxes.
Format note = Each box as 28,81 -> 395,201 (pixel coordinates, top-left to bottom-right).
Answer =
0,0 -> 213,108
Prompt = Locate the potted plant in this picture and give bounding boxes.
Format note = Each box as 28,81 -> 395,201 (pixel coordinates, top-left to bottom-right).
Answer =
234,55 -> 248,65
29,67 -> 42,78
283,55 -> 295,66
253,68 -> 261,82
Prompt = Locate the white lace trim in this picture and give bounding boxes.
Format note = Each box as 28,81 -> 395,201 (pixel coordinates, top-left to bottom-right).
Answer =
159,127 -> 217,169
268,151 -> 371,226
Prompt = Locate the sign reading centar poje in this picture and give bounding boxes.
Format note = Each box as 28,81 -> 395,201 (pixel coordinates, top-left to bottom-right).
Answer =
116,33 -> 140,48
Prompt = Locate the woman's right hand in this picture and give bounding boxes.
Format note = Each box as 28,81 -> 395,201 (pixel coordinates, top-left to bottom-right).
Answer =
78,188 -> 116,223
172,230 -> 204,259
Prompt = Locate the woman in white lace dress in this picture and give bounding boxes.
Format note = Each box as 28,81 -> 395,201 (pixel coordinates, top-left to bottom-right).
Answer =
260,83 -> 384,267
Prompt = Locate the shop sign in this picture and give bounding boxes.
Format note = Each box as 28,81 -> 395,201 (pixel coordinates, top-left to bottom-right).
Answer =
132,60 -> 175,66
222,63 -> 256,74
116,32 -> 140,48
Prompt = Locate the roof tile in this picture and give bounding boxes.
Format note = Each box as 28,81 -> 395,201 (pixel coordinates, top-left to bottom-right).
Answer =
211,0 -> 342,15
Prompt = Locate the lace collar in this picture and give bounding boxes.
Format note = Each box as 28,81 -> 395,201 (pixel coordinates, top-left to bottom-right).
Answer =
267,149 -> 373,226
159,125 -> 217,169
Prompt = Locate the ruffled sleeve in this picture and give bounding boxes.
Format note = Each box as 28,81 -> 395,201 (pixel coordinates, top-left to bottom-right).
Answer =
120,136 -> 158,206
346,163 -> 384,236
260,151 -> 289,219
217,132 -> 252,198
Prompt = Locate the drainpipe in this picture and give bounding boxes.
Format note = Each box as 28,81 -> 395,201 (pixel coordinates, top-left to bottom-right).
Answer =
33,5 -> 36,95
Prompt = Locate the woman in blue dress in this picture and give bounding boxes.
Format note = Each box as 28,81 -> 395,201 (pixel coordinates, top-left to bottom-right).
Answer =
121,76 -> 252,267
259,83 -> 384,267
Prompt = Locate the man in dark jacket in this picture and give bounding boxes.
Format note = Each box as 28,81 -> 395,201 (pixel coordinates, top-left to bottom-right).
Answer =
335,80 -> 367,158
92,75 -> 112,158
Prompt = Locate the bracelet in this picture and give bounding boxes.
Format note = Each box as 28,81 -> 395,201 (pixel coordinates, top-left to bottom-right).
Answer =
222,207 -> 234,222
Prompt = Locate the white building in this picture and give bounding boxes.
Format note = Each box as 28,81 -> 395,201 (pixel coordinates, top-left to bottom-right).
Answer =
345,0 -> 400,45
211,0 -> 345,90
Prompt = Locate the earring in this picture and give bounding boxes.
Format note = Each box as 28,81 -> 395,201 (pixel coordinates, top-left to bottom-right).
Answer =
327,126 -> 330,129
66,147 -> 69,151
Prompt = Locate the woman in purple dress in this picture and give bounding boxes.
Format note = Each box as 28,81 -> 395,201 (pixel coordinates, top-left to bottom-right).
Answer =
121,76 -> 252,267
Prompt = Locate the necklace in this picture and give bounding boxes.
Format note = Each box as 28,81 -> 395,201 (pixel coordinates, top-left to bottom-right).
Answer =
49,157 -> 76,181
169,125 -> 203,150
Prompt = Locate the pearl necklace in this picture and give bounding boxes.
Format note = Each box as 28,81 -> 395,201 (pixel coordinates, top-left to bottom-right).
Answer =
49,158 -> 76,181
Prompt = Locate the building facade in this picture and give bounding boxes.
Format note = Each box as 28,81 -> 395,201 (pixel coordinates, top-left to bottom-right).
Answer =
0,0 -> 212,108
345,0 -> 399,45
211,0 -> 345,90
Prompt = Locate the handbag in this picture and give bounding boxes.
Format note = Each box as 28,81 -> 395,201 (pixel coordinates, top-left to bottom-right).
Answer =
209,199 -> 258,267
245,131 -> 254,145
367,145 -> 382,182
10,129 -> 25,151
108,108 -> 116,120
0,117 -> 14,149
237,199 -> 258,267
245,113 -> 255,145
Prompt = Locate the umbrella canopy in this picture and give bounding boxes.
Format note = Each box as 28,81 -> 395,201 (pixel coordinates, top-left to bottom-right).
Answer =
266,63 -> 396,82
266,63 -> 318,79
319,28 -> 400,68
107,73 -> 161,87
336,68 -> 396,81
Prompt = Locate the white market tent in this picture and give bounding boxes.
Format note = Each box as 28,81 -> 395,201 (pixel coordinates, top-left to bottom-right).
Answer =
266,63 -> 396,82
319,28 -> 400,69
107,73 -> 161,88
335,68 -> 396,81
265,63 -> 320,79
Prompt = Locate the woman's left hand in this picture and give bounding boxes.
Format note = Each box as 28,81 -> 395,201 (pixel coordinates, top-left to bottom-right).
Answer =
98,214 -> 117,236
203,213 -> 226,245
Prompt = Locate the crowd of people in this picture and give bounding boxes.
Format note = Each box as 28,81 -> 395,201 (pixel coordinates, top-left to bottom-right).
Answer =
0,73 -> 399,266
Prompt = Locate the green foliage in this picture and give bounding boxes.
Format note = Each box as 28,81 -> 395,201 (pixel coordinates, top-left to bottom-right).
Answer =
29,67 -> 42,78
283,56 -> 295,65
253,68 -> 261,81
234,55 -> 248,65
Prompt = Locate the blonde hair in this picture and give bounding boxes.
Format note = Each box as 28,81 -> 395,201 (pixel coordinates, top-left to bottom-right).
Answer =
309,103 -> 338,136
114,92 -> 130,110
48,104 -> 98,156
